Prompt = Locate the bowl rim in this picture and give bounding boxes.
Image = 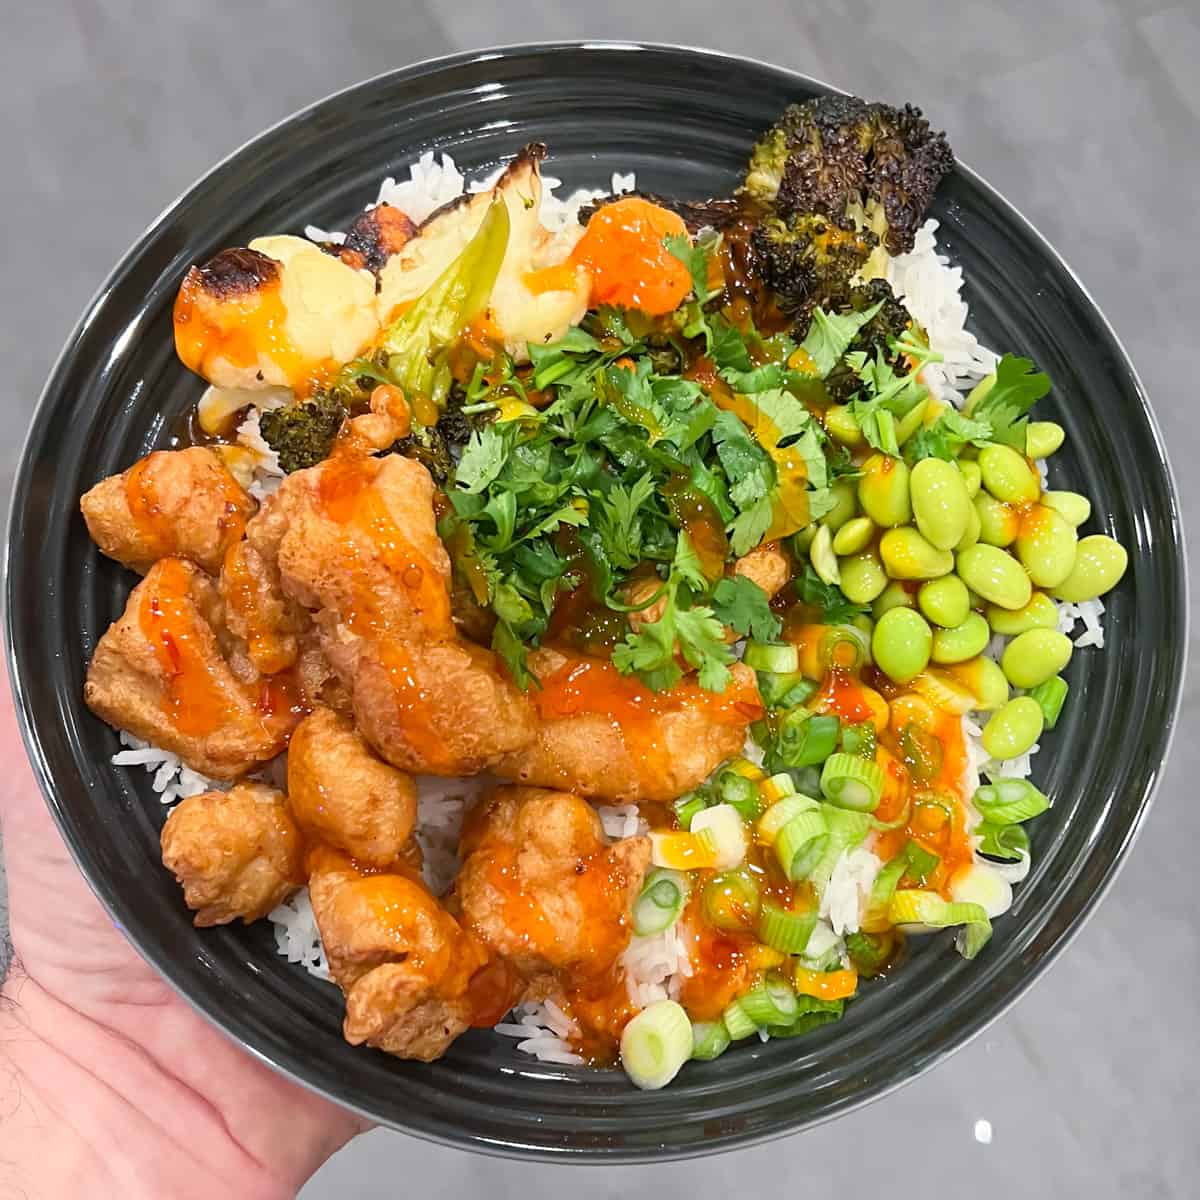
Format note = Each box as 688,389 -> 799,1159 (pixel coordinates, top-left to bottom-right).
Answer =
4,40 -> 1189,1160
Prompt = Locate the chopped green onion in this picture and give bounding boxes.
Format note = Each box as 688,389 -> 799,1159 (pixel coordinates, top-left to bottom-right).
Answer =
722,998 -> 759,1040
756,792 -> 820,844
767,710 -> 841,771
865,840 -> 939,926
673,792 -> 707,831
972,778 -> 1050,825
759,772 -> 797,804
845,930 -> 895,976
743,641 -> 800,674
775,811 -> 829,881
632,869 -> 690,937
904,841 -> 940,884
702,869 -> 761,933
738,973 -> 799,1027
808,806 -> 874,896
839,720 -> 877,759
767,996 -> 845,1038
690,1021 -> 731,1061
691,803 -> 749,869
757,901 -> 817,953
757,670 -> 816,710
620,1000 -> 693,1090
1029,675 -> 1068,729
819,753 -> 885,812
716,770 -> 764,821
888,889 -> 992,960
975,820 -> 1030,862
819,625 -> 869,673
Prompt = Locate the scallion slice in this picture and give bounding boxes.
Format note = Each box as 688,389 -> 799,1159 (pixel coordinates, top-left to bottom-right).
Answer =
975,820 -> 1030,862
819,753 -> 885,812
864,840 -> 939,928
759,772 -> 797,805
775,811 -> 829,881
739,973 -> 800,1027
756,792 -> 820,844
702,869 -> 761,933
716,770 -> 764,821
757,671 -> 817,710
722,998 -> 759,1041
620,1000 -> 693,1090
757,901 -> 817,954
767,709 -> 840,770
690,1021 -> 731,1061
845,930 -> 895,976
673,792 -> 707,831
1029,675 -> 1068,729
887,889 -> 992,960
690,804 -> 749,870
743,640 -> 800,674
632,868 -> 690,937
972,778 -> 1049,825
839,720 -> 878,759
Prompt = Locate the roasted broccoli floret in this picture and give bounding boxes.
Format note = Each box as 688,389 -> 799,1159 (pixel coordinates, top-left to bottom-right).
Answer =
742,95 -> 953,256
823,280 -> 913,403
258,392 -> 347,473
390,404 -> 480,485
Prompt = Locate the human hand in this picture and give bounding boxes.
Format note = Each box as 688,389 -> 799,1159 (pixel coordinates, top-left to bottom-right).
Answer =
0,678 -> 368,1199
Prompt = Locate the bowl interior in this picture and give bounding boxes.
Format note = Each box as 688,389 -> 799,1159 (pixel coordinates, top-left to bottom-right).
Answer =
5,44 -> 1186,1160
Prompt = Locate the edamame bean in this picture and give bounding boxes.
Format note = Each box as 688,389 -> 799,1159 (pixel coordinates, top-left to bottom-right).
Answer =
931,612 -> 991,664
910,457 -> 971,550
1051,535 -> 1129,602
839,549 -> 888,605
820,479 -> 859,533
1001,629 -> 1073,689
872,580 -> 916,619
958,459 -> 982,499
825,405 -> 864,448
1042,490 -> 1091,527
880,527 -> 954,581
981,697 -> 1044,760
948,655 -> 1010,711
918,575 -> 970,628
832,516 -> 876,557
872,608 -> 933,684
1025,421 -> 1065,460
975,492 -> 1020,547
1014,505 -> 1078,589
956,490 -> 982,551
956,544 -> 1033,610
985,591 -> 1059,636
810,524 -> 840,586
895,398 -> 930,446
858,454 -> 912,528
979,443 -> 1041,505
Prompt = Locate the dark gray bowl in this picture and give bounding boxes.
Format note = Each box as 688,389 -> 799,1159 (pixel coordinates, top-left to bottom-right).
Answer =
4,43 -> 1186,1160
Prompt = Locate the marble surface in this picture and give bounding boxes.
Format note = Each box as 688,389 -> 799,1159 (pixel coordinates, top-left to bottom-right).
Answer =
1,3 -> 1197,1196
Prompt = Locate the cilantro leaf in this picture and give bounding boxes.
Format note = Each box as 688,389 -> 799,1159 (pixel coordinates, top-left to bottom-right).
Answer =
664,233 -> 711,304
906,408 -> 993,462
593,473 -> 655,568
492,619 -> 536,689
671,531 -> 710,594
611,601 -> 683,692
454,425 -> 508,494
709,315 -> 753,373
676,604 -> 734,692
729,495 -> 775,557
849,399 -> 900,456
797,566 -> 868,624
800,302 -> 885,377
970,354 -> 1052,452
710,576 -> 782,641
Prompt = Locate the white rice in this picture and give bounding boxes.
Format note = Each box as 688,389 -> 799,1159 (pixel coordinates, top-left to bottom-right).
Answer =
494,999 -> 585,1066
596,803 -> 648,840
820,847 -> 882,937
268,888 -> 331,981
111,730 -> 219,805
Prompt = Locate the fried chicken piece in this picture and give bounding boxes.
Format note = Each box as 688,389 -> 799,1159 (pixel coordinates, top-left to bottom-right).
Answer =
85,558 -> 299,778
308,846 -> 487,1061
329,203 -> 418,276
733,540 -> 792,599
173,239 -> 379,392
287,705 -> 416,866
160,782 -> 303,926
246,451 -> 536,774
456,786 -> 650,979
495,650 -> 762,803
80,447 -> 256,576
220,539 -> 308,676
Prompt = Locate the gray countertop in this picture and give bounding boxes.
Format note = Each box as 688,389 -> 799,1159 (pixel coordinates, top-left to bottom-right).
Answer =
2,3 -> 1196,1196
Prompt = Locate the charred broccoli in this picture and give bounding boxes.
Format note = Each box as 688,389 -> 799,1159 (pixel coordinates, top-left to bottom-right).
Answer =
822,279 -> 913,403
258,392 -> 347,473
742,95 -> 953,256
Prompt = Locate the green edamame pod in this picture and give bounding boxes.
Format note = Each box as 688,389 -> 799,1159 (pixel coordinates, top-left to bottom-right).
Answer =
1014,505 -> 1078,589
957,459 -> 982,499
910,457 -> 971,551
918,575 -> 971,628
985,591 -> 1059,636
832,516 -> 876,557
880,527 -> 954,581
974,492 -> 1020,547
825,405 -> 864,448
858,455 -> 912,529
931,612 -> 991,664
981,697 -> 1044,760
956,544 -> 1033,611
1025,421 -> 1065,460
1051,535 -> 1128,602
1001,629 -> 1073,690
948,655 -> 1010,711
871,608 -> 933,684
839,549 -> 888,605
955,491 -> 982,551
979,443 -> 1041,505
1041,490 -> 1091,527
872,580 -> 916,619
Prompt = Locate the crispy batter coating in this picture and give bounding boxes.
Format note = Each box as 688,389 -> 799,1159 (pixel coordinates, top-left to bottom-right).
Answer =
84,558 -> 298,778
80,447 -> 256,576
220,539 -> 308,676
733,540 -> 792,599
287,705 -> 416,866
456,786 -> 650,978
495,650 -> 760,803
160,782 -> 303,926
308,846 -> 487,1061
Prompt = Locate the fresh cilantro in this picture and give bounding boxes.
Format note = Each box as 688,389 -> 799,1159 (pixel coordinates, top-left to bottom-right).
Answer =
969,354 -> 1052,452
593,474 -> 656,568
729,495 -> 775,557
709,315 -> 753,373
800,301 -> 885,377
797,566 -> 868,624
906,408 -> 993,462
664,233 -> 712,304
492,619 -> 535,689
454,425 -> 509,494
710,576 -> 782,641
850,399 -> 900,456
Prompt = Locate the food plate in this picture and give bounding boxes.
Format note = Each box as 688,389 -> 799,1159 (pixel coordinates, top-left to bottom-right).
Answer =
5,43 -> 1186,1159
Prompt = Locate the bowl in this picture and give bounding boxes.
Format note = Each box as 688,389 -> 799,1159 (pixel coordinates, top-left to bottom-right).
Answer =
4,43 -> 1187,1160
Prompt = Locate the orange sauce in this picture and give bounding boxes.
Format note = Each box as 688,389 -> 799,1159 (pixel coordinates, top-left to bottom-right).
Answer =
664,477 -> 729,582
523,261 -> 587,296
123,455 -> 178,559
465,958 -> 524,1028
221,542 -> 295,674
568,198 -> 692,315
677,898 -> 754,1021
